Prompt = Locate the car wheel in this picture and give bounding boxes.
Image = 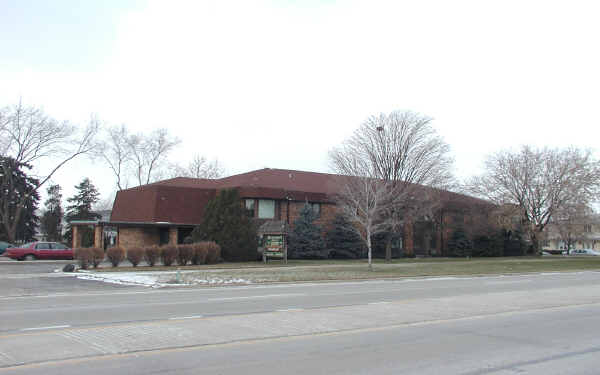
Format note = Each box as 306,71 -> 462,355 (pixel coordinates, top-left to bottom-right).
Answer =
24,254 -> 36,261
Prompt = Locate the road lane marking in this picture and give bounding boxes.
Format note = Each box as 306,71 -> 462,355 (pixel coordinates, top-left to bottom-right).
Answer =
169,315 -> 204,320
4,302 -> 600,372
368,301 -> 391,305
21,325 -> 70,331
208,293 -> 306,301
276,308 -> 304,312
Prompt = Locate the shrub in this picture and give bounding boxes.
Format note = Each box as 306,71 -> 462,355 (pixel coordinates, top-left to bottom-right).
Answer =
75,248 -> 93,270
177,244 -> 194,266
447,228 -> 473,257
191,243 -> 208,265
161,245 -> 178,266
90,247 -> 105,268
106,247 -> 125,267
472,233 -> 504,257
144,245 -> 161,267
205,241 -> 221,264
127,247 -> 145,267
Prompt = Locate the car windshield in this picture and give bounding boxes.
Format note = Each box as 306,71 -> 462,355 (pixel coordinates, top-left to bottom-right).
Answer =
21,242 -> 36,248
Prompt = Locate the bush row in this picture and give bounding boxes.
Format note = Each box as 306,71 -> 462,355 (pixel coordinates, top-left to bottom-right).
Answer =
74,242 -> 221,269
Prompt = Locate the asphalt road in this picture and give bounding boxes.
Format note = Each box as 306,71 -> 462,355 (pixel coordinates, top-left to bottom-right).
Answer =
4,304 -> 599,375
1,261 -> 600,374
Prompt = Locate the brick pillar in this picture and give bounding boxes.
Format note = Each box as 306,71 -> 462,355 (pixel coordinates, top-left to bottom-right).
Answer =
72,225 -> 80,249
169,227 -> 178,245
403,220 -> 414,256
94,225 -> 103,249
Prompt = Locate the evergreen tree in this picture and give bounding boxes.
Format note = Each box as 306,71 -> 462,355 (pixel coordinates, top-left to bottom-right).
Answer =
40,184 -> 63,242
192,189 -> 257,261
0,157 -> 40,242
447,227 -> 473,257
325,214 -> 365,258
289,203 -> 326,258
64,178 -> 100,247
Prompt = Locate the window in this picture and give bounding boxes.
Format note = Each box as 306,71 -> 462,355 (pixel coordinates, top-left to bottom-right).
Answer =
311,203 -> 321,218
35,243 -> 50,250
584,224 -> 592,233
245,199 -> 255,217
258,199 -> 275,219
51,243 -> 67,250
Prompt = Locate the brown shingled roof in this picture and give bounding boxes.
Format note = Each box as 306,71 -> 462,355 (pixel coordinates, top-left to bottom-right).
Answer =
110,168 -> 489,224
218,168 -> 341,195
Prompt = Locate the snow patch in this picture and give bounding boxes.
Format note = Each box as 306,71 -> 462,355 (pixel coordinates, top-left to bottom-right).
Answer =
77,271 -> 251,288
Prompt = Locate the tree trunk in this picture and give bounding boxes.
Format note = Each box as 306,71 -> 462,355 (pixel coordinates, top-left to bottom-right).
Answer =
530,231 -> 540,255
385,235 -> 392,262
2,220 -> 16,244
2,204 -> 22,244
367,231 -> 372,271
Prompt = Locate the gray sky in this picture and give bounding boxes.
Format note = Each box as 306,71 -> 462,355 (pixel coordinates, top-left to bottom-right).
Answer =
1,0 -> 599,204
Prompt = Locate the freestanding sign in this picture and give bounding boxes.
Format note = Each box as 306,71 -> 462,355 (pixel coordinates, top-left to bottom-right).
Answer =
261,233 -> 288,264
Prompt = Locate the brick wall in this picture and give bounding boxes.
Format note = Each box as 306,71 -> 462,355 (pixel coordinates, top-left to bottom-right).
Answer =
118,227 -> 160,248
287,201 -> 338,235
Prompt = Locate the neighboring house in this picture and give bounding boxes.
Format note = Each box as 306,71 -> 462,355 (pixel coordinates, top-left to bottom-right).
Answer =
543,215 -> 600,251
71,168 -> 491,256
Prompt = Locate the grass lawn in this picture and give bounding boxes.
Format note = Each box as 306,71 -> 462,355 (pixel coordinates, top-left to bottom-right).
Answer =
92,256 -> 600,283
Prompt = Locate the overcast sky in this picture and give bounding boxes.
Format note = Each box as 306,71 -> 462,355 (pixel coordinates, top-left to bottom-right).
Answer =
1,0 -> 599,205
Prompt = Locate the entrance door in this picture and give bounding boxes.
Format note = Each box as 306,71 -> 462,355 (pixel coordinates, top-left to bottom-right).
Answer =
159,228 -> 170,246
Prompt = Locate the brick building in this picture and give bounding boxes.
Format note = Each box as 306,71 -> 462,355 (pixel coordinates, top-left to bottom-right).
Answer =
72,168 -> 491,256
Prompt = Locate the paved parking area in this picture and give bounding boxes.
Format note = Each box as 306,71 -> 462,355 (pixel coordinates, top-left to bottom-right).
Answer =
0,257 -> 70,274
0,257 -> 140,297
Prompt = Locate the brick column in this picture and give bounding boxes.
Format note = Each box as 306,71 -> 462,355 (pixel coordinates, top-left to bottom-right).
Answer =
169,227 -> 178,245
72,225 -> 80,249
94,225 -> 104,249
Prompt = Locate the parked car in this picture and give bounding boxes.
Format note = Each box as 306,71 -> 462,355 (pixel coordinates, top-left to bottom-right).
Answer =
562,249 -> 600,256
4,242 -> 74,261
0,241 -> 14,256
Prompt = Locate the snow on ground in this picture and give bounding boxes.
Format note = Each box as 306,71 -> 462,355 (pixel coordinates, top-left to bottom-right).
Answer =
76,271 -> 250,288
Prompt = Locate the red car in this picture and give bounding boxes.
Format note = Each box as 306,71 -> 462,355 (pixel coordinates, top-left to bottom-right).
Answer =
5,242 -> 74,261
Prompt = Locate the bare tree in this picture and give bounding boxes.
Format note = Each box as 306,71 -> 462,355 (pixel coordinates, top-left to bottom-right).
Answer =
94,191 -> 117,212
127,128 -> 180,186
101,126 -> 180,189
100,124 -> 131,190
169,154 -> 225,179
332,110 -> 455,260
0,101 -> 98,242
329,150 -> 398,270
467,146 -> 600,254
548,204 -> 594,254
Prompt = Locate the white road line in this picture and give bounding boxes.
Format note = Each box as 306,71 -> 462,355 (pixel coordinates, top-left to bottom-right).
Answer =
168,315 -> 204,320
21,325 -> 70,331
276,308 -> 304,312
208,293 -> 306,301
368,301 -> 391,305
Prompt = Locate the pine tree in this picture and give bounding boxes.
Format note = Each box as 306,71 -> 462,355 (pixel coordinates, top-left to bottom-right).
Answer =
0,157 -> 40,243
192,189 -> 258,261
289,203 -> 326,258
325,214 -> 365,258
64,178 -> 100,247
447,227 -> 473,257
40,184 -> 63,242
